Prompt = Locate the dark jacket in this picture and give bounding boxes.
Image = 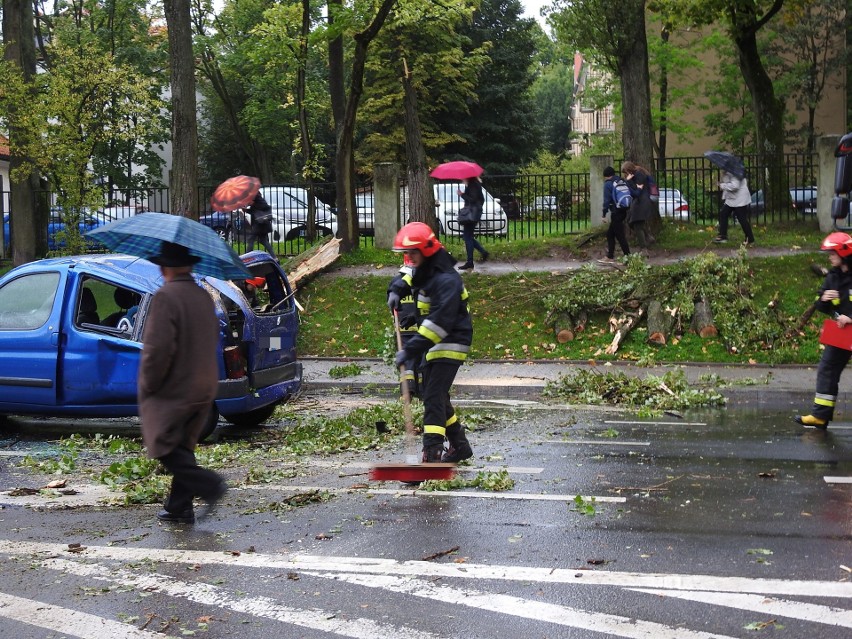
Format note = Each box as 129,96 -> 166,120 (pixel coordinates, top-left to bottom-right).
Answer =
388,264 -> 418,334
460,180 -> 485,224
402,248 -> 473,363
626,172 -> 656,223
247,193 -> 273,231
138,274 -> 219,459
602,177 -> 630,215
815,266 -> 852,318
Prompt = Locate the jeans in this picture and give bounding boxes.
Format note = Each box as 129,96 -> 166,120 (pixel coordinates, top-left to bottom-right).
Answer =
461,222 -> 486,265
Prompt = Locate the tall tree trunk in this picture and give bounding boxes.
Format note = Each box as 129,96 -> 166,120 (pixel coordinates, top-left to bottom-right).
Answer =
655,25 -> 670,174
401,57 -> 436,232
729,0 -> 786,211
331,0 -> 397,253
164,0 -> 198,219
3,0 -> 46,264
298,0 -> 316,239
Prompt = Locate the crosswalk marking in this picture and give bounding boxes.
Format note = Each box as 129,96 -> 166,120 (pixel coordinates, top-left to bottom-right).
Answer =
38,557 -> 437,639
0,591 -> 170,639
311,571 -> 739,639
2,541 -> 850,599
630,588 -> 852,628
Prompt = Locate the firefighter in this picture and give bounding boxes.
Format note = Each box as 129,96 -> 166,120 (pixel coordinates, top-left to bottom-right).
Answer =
390,222 -> 474,462
387,254 -> 421,397
795,232 -> 852,429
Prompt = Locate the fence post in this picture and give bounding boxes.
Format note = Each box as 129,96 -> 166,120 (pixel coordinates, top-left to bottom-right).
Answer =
818,135 -> 842,232
374,162 -> 401,249
590,155 -> 612,228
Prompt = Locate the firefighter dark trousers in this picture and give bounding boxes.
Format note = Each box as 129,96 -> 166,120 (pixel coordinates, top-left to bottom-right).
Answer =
420,360 -> 462,452
810,344 -> 852,422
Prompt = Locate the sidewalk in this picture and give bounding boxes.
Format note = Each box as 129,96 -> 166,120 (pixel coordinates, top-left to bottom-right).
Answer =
301,357 -> 824,410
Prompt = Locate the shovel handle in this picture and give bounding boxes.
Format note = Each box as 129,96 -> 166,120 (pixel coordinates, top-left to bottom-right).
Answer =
393,310 -> 415,436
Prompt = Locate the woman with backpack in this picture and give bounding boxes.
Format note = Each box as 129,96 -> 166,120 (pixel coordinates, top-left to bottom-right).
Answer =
621,161 -> 657,249
601,166 -> 631,261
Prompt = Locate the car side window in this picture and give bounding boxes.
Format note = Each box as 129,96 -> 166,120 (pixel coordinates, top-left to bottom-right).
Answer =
76,278 -> 141,334
0,272 -> 60,330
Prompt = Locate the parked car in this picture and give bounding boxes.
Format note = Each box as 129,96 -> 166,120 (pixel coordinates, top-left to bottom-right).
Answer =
749,187 -> 817,215
201,187 -> 337,242
355,191 -> 376,235
433,182 -> 508,236
3,211 -> 106,251
532,196 -> 557,213
658,188 -> 690,221
0,251 -> 302,440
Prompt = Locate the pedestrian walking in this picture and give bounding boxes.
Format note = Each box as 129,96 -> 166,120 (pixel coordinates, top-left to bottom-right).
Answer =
713,171 -> 755,246
391,222 -> 474,462
246,190 -> 275,256
139,241 -> 227,524
795,232 -> 852,430
621,161 -> 656,249
457,177 -> 489,270
601,166 -> 631,260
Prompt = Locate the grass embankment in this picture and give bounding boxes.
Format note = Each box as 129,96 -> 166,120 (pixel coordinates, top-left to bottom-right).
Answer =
299,225 -> 827,364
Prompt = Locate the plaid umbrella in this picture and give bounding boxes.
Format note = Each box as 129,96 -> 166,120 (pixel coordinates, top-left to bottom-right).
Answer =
430,161 -> 484,180
704,151 -> 746,179
210,175 -> 261,212
87,212 -> 251,280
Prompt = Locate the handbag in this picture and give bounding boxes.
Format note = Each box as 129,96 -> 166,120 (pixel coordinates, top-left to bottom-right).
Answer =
458,206 -> 475,224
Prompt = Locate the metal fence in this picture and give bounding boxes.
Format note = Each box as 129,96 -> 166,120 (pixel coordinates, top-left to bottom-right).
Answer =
0,155 -> 822,261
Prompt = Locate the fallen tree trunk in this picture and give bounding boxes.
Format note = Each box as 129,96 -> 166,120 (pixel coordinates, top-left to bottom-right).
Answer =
646,300 -> 675,346
286,237 -> 342,290
552,311 -> 575,343
692,297 -> 718,338
575,310 -> 589,334
605,308 -> 644,354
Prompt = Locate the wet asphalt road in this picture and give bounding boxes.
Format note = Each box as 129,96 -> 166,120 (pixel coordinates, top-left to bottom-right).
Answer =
0,398 -> 850,639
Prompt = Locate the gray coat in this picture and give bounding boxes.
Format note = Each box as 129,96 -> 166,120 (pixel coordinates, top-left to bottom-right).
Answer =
138,274 -> 219,459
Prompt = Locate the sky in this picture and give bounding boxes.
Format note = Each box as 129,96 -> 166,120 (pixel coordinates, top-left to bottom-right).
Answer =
521,0 -> 552,29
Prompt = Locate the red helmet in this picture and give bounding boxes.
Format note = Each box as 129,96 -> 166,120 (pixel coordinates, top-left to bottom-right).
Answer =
393,222 -> 442,257
821,232 -> 852,257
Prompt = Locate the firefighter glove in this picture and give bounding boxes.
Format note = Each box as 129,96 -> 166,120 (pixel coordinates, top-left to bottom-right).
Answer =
399,313 -> 417,329
387,292 -> 401,311
394,350 -> 408,368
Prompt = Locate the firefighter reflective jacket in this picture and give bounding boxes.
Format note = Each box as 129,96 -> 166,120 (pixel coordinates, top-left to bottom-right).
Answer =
816,266 -> 852,318
402,248 -> 473,363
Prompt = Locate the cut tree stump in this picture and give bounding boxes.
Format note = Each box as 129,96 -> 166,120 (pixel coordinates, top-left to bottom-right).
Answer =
646,300 -> 675,346
552,311 -> 576,343
692,298 -> 718,338
605,308 -> 644,354
575,310 -> 589,333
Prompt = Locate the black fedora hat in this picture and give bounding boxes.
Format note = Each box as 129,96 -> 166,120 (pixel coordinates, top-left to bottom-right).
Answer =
149,241 -> 201,267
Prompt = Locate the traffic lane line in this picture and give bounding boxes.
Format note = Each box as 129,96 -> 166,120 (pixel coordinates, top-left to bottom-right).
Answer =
38,557 -> 437,639
824,476 -> 852,484
630,588 -> 852,629
2,541 -> 851,599
308,460 -> 545,474
306,571 -> 739,639
0,590 -> 171,639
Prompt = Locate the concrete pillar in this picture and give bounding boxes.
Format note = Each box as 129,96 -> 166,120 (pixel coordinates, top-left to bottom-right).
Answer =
818,134 -> 842,233
590,155 -> 613,227
374,162 -> 401,249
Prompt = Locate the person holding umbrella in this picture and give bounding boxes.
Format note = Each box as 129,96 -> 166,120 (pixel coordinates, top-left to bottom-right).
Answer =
210,175 -> 275,257
139,240 -> 228,524
457,177 -> 489,270
704,152 -> 755,246
245,190 -> 275,256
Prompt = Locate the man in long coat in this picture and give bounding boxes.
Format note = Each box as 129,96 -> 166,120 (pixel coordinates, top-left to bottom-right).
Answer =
139,241 -> 227,524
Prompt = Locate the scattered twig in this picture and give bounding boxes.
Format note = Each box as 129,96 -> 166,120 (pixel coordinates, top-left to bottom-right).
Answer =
610,475 -> 684,493
422,545 -> 460,561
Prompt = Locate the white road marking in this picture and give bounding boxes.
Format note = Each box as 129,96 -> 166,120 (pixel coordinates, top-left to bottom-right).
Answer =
0,590 -> 171,639
308,571 -> 738,639
0,484 -> 115,508
824,476 -> 852,484
630,588 -> 852,628
2,541 -> 851,599
532,439 -> 650,446
37,557 -> 436,639
310,460 -> 545,474
252,485 -> 626,503
604,420 -> 708,426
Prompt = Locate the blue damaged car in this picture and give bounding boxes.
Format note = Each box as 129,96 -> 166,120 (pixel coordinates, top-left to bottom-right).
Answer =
0,250 -> 301,439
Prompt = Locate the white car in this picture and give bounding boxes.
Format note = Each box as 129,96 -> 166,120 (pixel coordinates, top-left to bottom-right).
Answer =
433,182 -> 508,236
658,188 -> 690,221
355,192 -> 376,235
263,186 -> 337,241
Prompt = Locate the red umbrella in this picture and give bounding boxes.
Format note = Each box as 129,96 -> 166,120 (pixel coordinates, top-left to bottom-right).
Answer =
430,161 -> 484,180
210,175 -> 261,212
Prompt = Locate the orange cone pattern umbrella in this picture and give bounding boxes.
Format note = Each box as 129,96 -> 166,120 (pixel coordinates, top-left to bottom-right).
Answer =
210,175 -> 261,212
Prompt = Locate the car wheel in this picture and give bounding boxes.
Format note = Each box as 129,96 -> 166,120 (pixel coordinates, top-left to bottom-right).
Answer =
214,226 -> 229,241
224,403 -> 278,428
198,404 -> 219,442
318,226 -> 334,237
